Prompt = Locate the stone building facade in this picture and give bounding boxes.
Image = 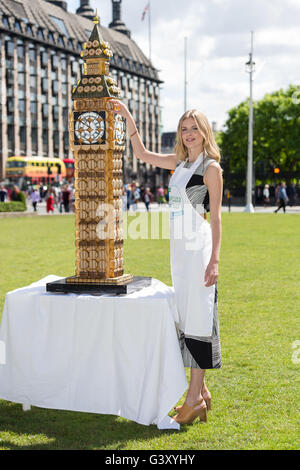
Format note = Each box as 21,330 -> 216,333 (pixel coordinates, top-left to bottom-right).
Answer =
0,0 -> 165,186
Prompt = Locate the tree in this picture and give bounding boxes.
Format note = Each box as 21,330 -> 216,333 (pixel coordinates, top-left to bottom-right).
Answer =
219,84 -> 300,193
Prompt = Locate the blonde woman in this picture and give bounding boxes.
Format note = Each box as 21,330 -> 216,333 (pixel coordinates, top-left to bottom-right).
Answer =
110,100 -> 223,425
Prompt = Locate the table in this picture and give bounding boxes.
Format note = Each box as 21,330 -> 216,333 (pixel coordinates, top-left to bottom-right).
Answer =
0,275 -> 187,429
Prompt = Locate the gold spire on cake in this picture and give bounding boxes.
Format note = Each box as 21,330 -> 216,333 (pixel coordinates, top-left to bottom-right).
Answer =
72,9 -> 121,100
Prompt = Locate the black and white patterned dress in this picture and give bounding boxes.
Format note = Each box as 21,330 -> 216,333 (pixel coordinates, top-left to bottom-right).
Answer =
176,156 -> 221,370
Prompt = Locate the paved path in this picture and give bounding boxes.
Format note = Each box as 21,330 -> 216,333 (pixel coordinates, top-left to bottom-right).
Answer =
25,201 -> 300,215
1,201 -> 299,217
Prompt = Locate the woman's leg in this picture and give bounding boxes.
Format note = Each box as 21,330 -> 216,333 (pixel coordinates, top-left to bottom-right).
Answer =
185,368 -> 206,406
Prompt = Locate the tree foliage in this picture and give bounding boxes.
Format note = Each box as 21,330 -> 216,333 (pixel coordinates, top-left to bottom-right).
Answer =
219,84 -> 300,192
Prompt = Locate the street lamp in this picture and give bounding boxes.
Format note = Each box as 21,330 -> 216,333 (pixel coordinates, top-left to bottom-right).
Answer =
244,31 -> 256,213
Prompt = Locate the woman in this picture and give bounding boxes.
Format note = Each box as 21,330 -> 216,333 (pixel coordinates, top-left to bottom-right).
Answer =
110,100 -> 223,425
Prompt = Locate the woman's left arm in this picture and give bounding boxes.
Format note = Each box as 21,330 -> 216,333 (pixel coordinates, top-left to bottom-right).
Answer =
203,163 -> 223,287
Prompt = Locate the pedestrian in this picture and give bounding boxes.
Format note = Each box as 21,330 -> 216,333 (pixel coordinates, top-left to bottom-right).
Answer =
110,99 -> 223,425
62,185 -> 71,213
11,185 -> 19,201
46,190 -> 54,214
128,185 -> 137,211
30,187 -> 40,212
263,184 -> 270,207
224,188 -> 231,211
126,184 -> 131,210
143,187 -> 153,212
122,185 -> 128,211
51,185 -> 59,209
274,182 -> 289,213
0,185 -> 7,202
157,185 -> 166,204
288,183 -> 297,207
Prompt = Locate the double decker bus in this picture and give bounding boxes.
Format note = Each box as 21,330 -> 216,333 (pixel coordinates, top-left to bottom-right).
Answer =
5,156 -> 66,186
63,158 -> 75,182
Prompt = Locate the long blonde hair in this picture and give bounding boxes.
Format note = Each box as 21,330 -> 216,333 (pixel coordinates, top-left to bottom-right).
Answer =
174,109 -> 221,163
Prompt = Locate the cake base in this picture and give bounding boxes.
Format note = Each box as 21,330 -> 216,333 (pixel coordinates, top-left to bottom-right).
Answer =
65,273 -> 134,285
46,276 -> 152,295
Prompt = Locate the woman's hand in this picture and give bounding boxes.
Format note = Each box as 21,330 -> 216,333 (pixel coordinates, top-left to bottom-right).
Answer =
108,99 -> 131,119
204,261 -> 219,287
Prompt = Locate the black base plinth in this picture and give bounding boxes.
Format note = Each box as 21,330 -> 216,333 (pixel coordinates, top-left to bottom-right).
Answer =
46,276 -> 152,296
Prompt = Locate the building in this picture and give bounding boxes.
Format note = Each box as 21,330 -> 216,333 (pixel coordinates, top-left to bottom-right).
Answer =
0,0 -> 165,186
161,132 -> 176,155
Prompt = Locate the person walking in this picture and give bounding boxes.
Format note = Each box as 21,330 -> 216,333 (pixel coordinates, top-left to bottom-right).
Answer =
263,184 -> 270,207
62,185 -> 71,213
46,190 -> 55,214
0,185 -> 7,202
143,187 -> 153,212
128,184 -> 137,212
288,183 -> 297,207
30,187 -> 40,212
274,182 -> 289,213
224,188 -> 231,211
110,99 -> 223,425
157,185 -> 166,204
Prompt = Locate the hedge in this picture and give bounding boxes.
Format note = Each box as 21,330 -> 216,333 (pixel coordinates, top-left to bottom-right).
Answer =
0,201 -> 27,212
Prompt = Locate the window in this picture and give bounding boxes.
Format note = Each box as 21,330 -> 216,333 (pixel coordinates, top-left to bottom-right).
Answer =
71,60 -> 78,75
30,101 -> 37,115
49,15 -> 69,37
5,41 -> 14,57
53,105 -> 59,120
52,80 -> 59,96
51,54 -> 58,69
6,69 -> 14,85
3,16 -> 9,28
31,128 -> 38,153
15,20 -> 21,32
18,73 -> 25,86
29,47 -> 36,62
41,51 -> 48,67
20,127 -> 26,152
61,57 -> 67,71
38,29 -> 44,40
43,130 -> 48,153
30,75 -> 37,88
42,104 -> 49,118
26,24 -> 33,35
42,78 -> 49,93
7,98 -> 15,114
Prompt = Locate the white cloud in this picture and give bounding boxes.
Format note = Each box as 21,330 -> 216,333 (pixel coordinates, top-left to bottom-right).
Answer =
68,0 -> 300,132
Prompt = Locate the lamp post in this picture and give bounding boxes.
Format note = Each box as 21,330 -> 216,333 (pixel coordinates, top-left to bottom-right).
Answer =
184,36 -> 187,112
244,31 -> 255,213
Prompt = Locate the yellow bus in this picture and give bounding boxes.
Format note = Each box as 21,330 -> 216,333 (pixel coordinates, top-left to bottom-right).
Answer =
5,156 -> 66,185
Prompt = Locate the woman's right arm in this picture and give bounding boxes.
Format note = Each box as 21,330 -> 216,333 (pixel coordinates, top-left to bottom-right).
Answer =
109,100 -> 178,170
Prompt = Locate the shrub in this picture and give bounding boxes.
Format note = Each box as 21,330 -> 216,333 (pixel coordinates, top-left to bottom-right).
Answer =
0,201 -> 26,212
16,191 -> 27,208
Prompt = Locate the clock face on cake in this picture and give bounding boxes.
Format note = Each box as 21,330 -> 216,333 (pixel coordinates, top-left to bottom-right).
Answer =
74,111 -> 105,145
114,114 -> 125,145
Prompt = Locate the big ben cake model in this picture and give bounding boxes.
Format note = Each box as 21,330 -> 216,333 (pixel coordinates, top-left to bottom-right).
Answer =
48,13 -> 134,293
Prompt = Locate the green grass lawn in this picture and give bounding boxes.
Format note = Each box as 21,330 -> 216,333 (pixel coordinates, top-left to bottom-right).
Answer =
0,212 -> 299,450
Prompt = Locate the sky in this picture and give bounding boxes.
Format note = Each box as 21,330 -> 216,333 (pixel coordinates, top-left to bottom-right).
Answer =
68,0 -> 300,133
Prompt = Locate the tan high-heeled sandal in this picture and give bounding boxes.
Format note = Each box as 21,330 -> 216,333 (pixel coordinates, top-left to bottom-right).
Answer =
173,399 -> 207,424
174,394 -> 211,413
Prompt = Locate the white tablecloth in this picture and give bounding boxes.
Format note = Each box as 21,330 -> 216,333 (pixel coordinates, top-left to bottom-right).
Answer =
0,276 -> 187,428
